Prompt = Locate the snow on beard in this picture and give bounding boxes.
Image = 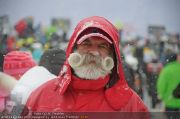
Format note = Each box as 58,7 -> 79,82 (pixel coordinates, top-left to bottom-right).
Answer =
68,51 -> 114,80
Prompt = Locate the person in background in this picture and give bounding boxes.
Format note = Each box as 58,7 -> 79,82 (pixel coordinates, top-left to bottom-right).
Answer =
3,51 -> 37,80
31,42 -> 43,63
157,52 -> 180,119
0,48 -> 65,116
23,16 -> 148,116
39,48 -> 66,76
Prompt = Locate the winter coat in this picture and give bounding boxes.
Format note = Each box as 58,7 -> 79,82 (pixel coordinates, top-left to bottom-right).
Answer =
11,66 -> 56,105
157,61 -> 180,108
24,16 -> 148,113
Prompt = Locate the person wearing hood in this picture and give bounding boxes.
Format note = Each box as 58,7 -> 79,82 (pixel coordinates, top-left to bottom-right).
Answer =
23,16 -> 148,114
3,51 -> 37,80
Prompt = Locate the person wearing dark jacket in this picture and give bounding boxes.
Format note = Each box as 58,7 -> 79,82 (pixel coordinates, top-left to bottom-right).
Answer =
39,48 -> 66,76
23,16 -> 148,116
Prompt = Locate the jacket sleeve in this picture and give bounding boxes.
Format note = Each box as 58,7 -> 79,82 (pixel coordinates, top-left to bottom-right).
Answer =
157,69 -> 169,100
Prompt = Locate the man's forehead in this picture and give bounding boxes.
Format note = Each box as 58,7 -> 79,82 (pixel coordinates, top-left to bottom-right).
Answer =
83,36 -> 111,44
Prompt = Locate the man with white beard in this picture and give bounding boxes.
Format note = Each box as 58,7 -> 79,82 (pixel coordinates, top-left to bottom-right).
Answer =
22,16 -> 148,115
68,37 -> 114,80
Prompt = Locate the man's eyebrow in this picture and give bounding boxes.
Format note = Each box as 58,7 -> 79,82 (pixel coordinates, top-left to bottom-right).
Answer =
100,42 -> 111,47
82,39 -> 90,43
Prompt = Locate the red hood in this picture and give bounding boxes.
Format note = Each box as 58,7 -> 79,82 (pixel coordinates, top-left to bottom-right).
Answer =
56,16 -> 132,110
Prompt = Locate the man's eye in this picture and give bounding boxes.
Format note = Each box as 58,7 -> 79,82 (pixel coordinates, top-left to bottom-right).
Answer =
98,44 -> 109,49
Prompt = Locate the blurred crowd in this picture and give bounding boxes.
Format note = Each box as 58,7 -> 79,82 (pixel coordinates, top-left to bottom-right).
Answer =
0,15 -> 69,64
0,15 -> 180,118
120,31 -> 180,108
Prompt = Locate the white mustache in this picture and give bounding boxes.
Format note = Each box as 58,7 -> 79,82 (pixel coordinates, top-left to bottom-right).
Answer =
68,53 -> 83,68
101,56 -> 114,71
68,52 -> 114,71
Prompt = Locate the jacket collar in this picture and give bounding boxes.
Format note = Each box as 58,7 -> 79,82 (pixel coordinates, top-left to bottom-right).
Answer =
70,75 -> 110,91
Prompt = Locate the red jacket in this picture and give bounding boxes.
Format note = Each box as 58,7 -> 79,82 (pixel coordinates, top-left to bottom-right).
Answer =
24,16 -> 148,112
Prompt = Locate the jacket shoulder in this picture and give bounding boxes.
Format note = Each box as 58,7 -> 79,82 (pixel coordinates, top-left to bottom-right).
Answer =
122,90 -> 148,112
24,79 -> 59,111
105,85 -> 148,112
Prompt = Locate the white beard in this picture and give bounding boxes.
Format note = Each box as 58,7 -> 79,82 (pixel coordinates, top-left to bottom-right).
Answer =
68,52 -> 114,80
74,63 -> 108,80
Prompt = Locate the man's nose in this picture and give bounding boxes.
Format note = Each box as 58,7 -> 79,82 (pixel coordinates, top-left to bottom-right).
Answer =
88,50 -> 100,56
87,45 -> 100,56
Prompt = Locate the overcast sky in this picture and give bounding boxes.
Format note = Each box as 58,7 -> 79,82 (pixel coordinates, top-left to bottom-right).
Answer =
0,0 -> 180,37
